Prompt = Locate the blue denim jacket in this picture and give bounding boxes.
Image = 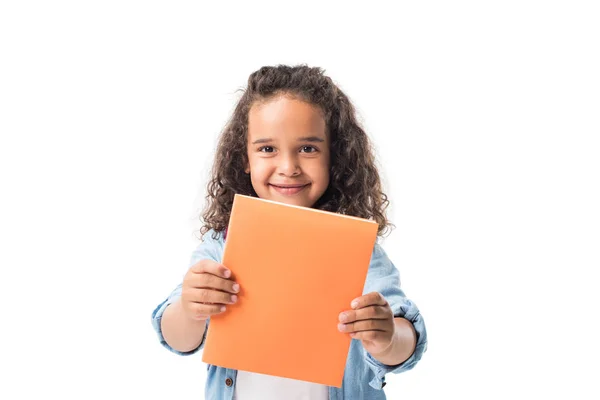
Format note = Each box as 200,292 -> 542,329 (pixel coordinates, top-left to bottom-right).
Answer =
151,230 -> 427,400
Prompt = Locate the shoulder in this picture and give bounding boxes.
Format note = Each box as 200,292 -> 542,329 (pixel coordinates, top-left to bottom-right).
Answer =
365,241 -> 400,284
202,228 -> 226,244
189,229 -> 226,266
369,241 -> 392,268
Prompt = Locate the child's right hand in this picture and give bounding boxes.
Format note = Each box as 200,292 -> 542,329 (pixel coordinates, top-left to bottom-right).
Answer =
181,259 -> 239,321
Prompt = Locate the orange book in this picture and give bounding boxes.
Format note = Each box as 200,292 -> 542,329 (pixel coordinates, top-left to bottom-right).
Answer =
201,194 -> 378,387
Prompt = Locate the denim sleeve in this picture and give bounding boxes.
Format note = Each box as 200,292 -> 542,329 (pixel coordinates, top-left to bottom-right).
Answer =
150,230 -> 224,356
361,243 -> 428,389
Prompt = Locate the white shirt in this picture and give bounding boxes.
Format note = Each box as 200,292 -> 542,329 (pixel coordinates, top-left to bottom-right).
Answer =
233,370 -> 329,400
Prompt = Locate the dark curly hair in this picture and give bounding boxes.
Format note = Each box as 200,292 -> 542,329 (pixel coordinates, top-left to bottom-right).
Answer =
200,64 -> 392,239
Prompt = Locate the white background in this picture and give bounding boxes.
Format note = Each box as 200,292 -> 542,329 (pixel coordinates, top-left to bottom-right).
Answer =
1,1 -> 599,399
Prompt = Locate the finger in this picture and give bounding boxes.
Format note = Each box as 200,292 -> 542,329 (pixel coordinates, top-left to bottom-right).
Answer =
190,303 -> 228,320
339,305 -> 391,323
338,319 -> 390,334
351,292 -> 388,309
190,259 -> 231,279
184,287 -> 238,305
349,331 -> 386,342
190,273 -> 240,294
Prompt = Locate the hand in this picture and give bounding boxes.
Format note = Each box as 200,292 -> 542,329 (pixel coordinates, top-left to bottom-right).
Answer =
338,292 -> 396,356
181,259 -> 240,321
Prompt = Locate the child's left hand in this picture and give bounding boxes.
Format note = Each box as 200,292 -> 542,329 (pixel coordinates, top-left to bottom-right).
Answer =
338,292 -> 396,356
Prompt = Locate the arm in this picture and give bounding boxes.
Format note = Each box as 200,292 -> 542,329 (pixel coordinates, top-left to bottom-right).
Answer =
151,230 -> 230,355
369,317 -> 417,366
354,243 -> 427,389
161,298 -> 208,353
360,243 -> 427,372
339,292 -> 419,366
154,259 -> 237,354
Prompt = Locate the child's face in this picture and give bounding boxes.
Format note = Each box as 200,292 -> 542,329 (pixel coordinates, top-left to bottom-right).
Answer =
246,94 -> 330,208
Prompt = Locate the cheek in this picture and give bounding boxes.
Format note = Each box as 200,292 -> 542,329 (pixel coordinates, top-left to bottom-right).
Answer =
308,161 -> 330,185
319,155 -> 331,176
248,159 -> 271,179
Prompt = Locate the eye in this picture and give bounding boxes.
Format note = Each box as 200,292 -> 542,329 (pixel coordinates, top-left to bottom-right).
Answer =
258,146 -> 275,153
300,146 -> 318,153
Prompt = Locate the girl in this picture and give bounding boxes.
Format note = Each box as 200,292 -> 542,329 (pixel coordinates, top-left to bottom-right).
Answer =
151,65 -> 427,400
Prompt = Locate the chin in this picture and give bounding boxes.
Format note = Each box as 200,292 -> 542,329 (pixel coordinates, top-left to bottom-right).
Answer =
265,194 -> 315,208
276,196 -> 312,207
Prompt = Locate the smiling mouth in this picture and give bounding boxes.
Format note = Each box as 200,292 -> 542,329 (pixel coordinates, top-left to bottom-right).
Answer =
269,184 -> 309,195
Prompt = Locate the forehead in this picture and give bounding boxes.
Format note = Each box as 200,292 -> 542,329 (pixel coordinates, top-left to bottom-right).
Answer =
248,95 -> 327,139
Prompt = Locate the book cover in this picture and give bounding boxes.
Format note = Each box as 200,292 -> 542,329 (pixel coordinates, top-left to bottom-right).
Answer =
201,194 -> 378,387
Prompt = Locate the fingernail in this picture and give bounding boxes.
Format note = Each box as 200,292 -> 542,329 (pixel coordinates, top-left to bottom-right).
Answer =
220,306 -> 226,312
351,300 -> 359,309
338,323 -> 345,332
232,283 -> 240,292
339,313 -> 347,322
231,295 -> 238,303
223,269 -> 231,278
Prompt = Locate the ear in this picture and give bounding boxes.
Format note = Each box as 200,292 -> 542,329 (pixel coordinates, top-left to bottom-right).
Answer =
244,164 -> 250,174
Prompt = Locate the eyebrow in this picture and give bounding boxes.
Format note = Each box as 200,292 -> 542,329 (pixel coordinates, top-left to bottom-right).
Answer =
251,136 -> 325,145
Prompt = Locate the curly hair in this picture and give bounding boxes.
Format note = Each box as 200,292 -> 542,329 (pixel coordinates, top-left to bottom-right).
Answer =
200,64 -> 392,239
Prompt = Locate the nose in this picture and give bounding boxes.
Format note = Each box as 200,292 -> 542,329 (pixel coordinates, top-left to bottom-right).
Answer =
277,152 -> 301,177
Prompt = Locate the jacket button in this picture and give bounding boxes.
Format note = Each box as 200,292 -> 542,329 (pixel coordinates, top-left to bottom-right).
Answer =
225,378 -> 233,387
